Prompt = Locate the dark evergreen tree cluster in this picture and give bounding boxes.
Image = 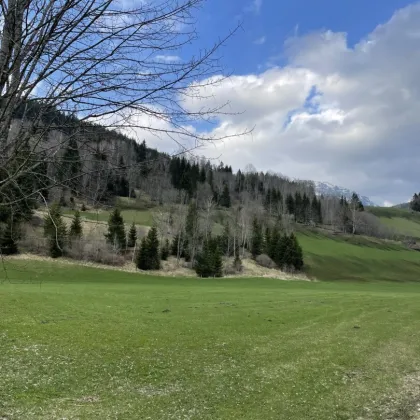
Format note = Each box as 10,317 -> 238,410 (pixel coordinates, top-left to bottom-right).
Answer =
284,192 -> 322,224
59,137 -> 81,194
350,193 -> 364,211
264,188 -> 283,214
251,223 -> 304,271
105,208 -> 126,250
127,222 -> 137,248
135,226 -> 160,270
194,236 -> 223,278
169,157 -> 202,196
410,193 -> 420,212
69,210 -> 83,239
339,196 -> 351,233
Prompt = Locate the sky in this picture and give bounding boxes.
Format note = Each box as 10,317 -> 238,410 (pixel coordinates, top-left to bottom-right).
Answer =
138,0 -> 420,206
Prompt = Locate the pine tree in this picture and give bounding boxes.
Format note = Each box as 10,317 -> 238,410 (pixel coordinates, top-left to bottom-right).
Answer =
195,237 -> 223,278
44,203 -> 67,258
274,234 -> 288,268
146,226 -> 161,269
127,222 -> 137,248
268,226 -> 280,260
220,183 -> 231,208
69,210 -> 83,238
251,217 -> 263,257
212,243 -> 223,277
199,166 -> 206,183
0,220 -> 18,255
161,238 -> 170,261
171,234 -> 180,256
286,193 -> 295,215
136,237 -> 149,270
221,222 -> 231,256
290,234 -> 304,270
59,137 -> 81,194
105,208 -> 126,250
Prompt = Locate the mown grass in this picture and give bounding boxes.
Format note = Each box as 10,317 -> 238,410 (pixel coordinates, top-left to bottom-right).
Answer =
379,216 -> 420,238
367,206 -> 420,221
63,209 -> 154,226
298,230 -> 420,281
1,261 -> 420,419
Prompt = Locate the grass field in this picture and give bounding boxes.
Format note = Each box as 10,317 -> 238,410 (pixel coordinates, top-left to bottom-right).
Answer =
379,216 -> 420,238
63,209 -> 154,226
298,230 -> 420,282
2,261 -> 420,419
366,206 -> 420,239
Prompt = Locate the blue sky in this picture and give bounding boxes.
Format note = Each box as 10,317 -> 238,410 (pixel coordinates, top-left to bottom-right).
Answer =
193,0 -> 414,74
139,1 -> 420,205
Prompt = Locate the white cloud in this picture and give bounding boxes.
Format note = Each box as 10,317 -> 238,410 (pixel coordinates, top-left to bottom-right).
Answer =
180,3 -> 420,204
245,0 -> 262,14
155,55 -> 181,63
254,36 -> 266,45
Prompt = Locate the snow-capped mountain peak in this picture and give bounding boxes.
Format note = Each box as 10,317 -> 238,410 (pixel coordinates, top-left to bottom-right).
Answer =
314,181 -> 377,207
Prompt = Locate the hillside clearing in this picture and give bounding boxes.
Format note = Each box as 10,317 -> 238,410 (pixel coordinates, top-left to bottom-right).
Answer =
1,262 -> 420,419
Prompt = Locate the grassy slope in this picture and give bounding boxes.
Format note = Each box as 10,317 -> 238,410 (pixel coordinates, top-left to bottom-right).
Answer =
1,261 -> 420,419
298,230 -> 420,282
63,209 -> 154,226
367,206 -> 420,239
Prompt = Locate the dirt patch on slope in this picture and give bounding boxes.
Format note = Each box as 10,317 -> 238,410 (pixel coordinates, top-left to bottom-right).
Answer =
3,254 -> 310,281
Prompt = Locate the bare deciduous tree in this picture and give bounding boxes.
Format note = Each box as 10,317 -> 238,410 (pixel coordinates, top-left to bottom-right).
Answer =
0,0 -> 241,214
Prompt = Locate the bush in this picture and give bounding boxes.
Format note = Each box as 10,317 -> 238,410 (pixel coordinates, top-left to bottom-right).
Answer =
255,254 -> 277,269
223,256 -> 243,275
67,239 -> 125,266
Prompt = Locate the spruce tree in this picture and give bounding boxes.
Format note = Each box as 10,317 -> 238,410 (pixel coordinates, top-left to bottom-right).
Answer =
136,237 -> 149,270
105,208 -> 126,250
161,238 -> 170,261
44,203 -> 67,258
0,220 -> 18,255
251,217 -> 263,257
195,237 -> 223,278
274,234 -> 288,268
69,210 -> 83,238
290,233 -> 304,270
171,234 -> 180,256
220,184 -> 231,208
146,226 -> 161,269
127,222 -> 137,248
286,194 -> 295,215
212,244 -> 223,277
268,226 -> 280,260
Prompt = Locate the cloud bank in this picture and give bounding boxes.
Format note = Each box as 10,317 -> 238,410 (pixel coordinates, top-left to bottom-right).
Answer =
179,3 -> 420,205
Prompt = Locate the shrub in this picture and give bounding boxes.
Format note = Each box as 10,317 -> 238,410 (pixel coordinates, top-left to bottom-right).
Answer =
255,254 -> 277,269
67,239 -> 125,266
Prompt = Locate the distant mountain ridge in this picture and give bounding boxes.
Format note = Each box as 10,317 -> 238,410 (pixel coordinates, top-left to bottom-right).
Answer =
314,181 -> 378,207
